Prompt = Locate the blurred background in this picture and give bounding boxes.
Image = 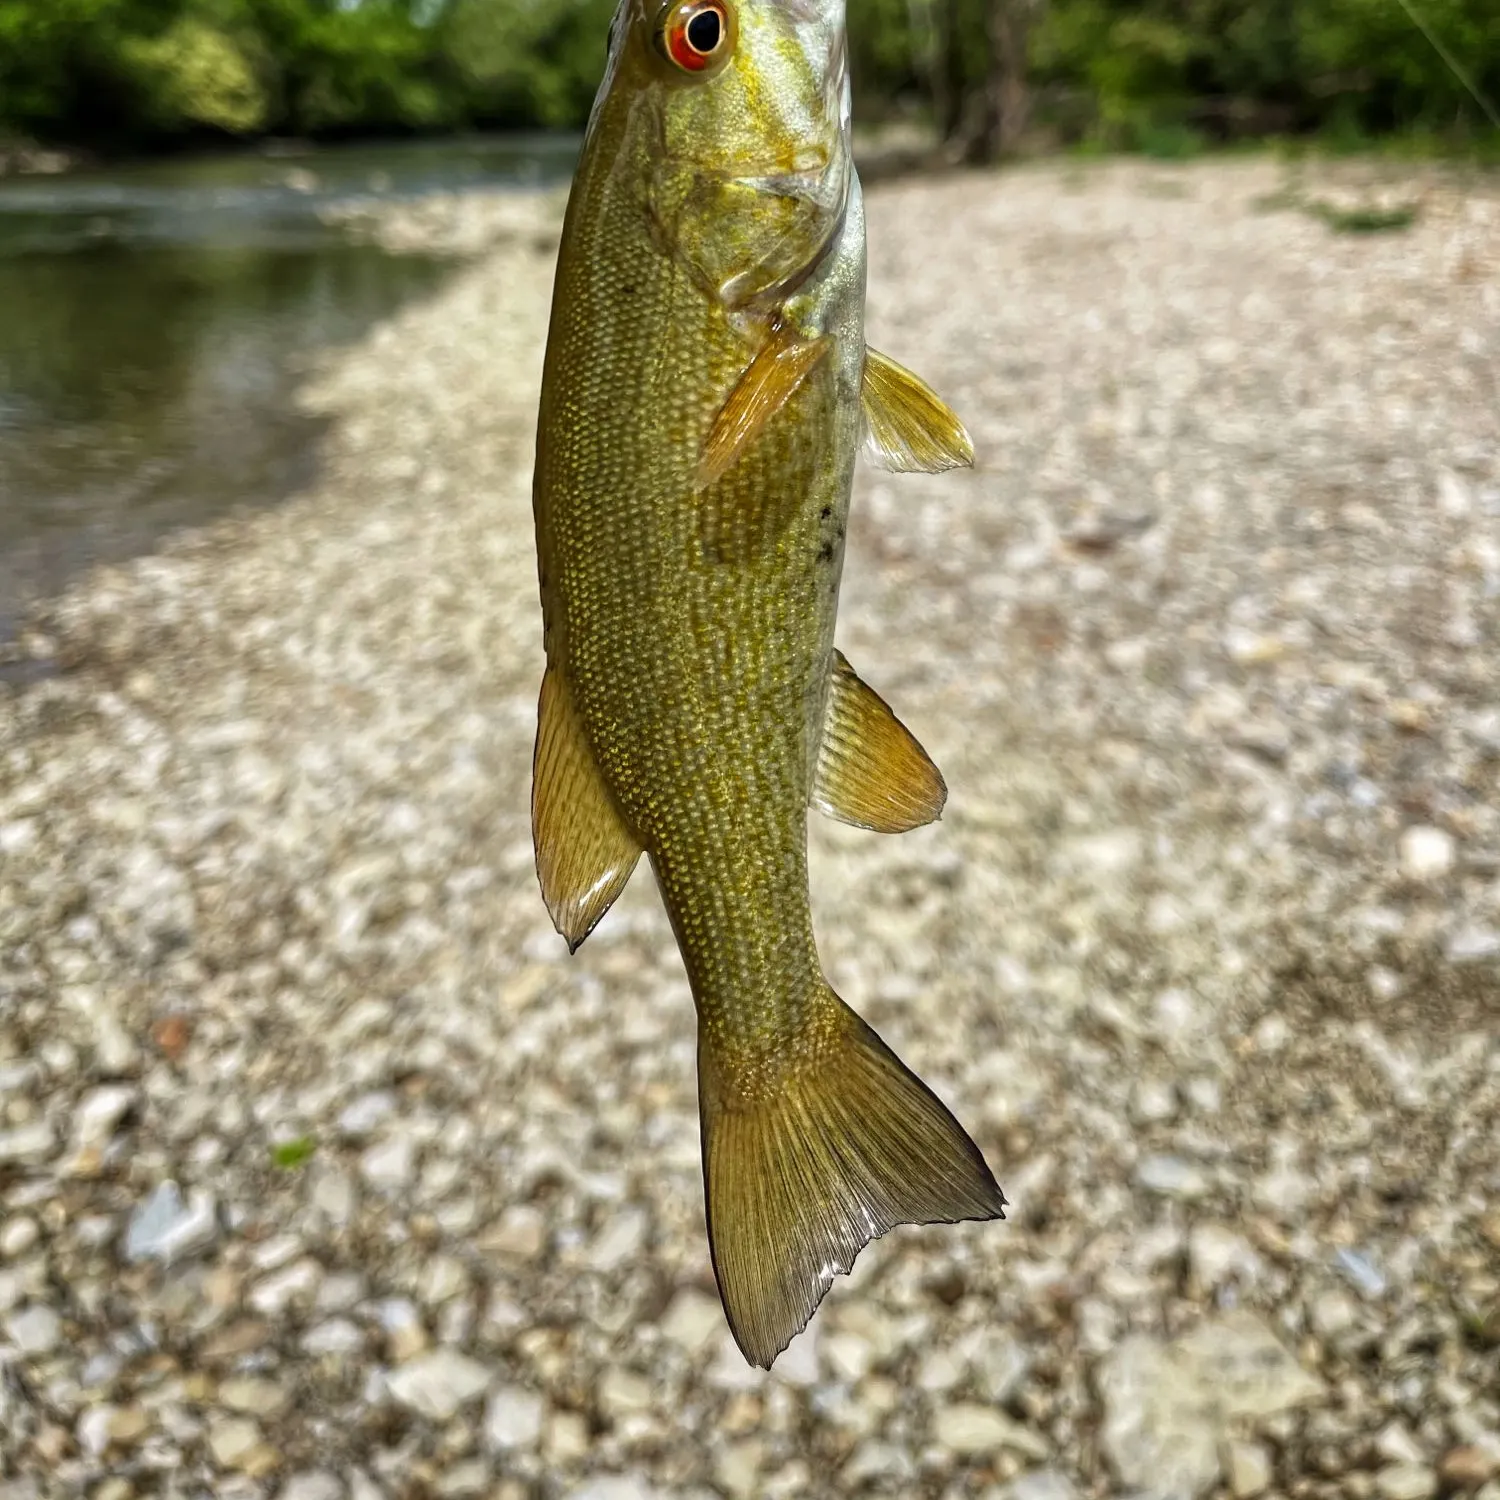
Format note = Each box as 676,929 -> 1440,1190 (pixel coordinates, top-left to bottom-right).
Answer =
2,3 -> 1499,1499
2,0 -> 1497,641
2,0 -> 1500,156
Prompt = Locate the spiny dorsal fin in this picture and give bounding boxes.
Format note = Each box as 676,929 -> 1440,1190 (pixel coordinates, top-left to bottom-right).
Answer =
532,665 -> 642,952
812,651 -> 946,833
861,347 -> 974,473
700,986 -> 1006,1368
698,322 -> 830,488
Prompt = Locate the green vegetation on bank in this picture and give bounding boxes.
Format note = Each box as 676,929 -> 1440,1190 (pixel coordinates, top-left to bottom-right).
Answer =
1,0 -> 1497,158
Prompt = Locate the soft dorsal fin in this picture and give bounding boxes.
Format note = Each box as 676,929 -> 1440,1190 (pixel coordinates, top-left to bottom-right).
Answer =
812,652 -> 946,833
532,666 -> 642,951
698,322 -> 830,488
861,347 -> 974,473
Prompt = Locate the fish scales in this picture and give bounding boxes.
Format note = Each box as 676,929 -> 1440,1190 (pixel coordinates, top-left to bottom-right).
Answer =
540,83 -> 855,1051
531,0 -> 1004,1367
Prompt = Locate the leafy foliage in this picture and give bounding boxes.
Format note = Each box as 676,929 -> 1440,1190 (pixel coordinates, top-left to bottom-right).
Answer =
119,17 -> 269,133
0,0 -> 1496,151
269,1135 -> 317,1169
440,0 -> 618,128
1028,0 -> 1500,145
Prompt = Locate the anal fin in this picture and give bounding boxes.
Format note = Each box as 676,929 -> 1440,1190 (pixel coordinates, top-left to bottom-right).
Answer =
698,321 -> 830,489
861,347 -> 974,473
532,665 -> 642,951
812,651 -> 946,833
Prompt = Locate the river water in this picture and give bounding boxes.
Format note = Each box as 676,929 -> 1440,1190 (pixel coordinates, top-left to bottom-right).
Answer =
0,135 -> 577,644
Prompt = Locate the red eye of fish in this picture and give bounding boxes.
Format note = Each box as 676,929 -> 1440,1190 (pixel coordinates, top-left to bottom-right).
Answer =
660,0 -> 734,73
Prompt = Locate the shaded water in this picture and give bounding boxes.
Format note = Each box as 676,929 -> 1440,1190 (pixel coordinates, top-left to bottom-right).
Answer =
0,135 -> 577,643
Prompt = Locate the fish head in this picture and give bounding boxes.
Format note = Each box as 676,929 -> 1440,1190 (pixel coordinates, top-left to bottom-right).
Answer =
593,0 -> 852,312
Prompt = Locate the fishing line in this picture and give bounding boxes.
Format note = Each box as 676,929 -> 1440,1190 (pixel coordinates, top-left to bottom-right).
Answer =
1392,0 -> 1500,131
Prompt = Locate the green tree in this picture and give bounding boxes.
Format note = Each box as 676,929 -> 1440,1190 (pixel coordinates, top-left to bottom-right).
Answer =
2,0 -> 1497,153
436,0 -> 617,128
246,0 -> 452,133
119,14 -> 270,133
0,0 -> 181,134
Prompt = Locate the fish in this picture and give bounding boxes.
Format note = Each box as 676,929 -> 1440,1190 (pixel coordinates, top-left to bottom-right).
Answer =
530,0 -> 1005,1368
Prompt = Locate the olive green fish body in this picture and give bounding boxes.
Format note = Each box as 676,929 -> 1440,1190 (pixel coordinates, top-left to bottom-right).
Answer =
539,93 -> 865,1064
531,0 -> 1003,1367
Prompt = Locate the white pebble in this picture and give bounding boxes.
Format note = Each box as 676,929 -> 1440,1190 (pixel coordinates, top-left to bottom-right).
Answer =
360,1134 -> 415,1193
72,1084 -> 139,1148
1135,1154 -> 1211,1200
277,1474 -> 345,1500
302,1318 -> 365,1356
386,1349 -> 491,1421
208,1415 -> 263,1468
658,1289 -> 723,1355
0,1122 -> 56,1165
1399,825 -> 1454,880
484,1385 -> 545,1451
6,1303 -> 62,1355
0,1217 -> 39,1259
934,1403 -> 1049,1459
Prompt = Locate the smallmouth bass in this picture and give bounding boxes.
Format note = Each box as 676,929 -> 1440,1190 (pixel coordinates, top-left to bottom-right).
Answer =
531,0 -> 1004,1367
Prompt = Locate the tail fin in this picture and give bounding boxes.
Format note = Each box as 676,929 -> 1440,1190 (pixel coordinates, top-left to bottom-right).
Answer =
699,990 -> 1006,1369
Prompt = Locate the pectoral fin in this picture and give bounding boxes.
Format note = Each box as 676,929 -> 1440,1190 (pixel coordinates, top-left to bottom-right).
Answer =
861,347 -> 974,473
698,322 -> 830,488
532,666 -> 642,952
812,652 -> 947,833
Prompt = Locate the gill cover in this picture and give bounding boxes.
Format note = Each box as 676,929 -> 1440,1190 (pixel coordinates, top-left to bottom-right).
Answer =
632,0 -> 853,311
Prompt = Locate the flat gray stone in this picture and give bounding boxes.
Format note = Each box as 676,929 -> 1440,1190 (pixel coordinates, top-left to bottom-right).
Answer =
124,1181 -> 218,1263
1098,1313 -> 1323,1497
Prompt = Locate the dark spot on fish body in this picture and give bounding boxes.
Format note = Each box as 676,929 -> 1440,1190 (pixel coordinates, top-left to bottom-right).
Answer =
817,540 -> 835,564
819,505 -> 832,520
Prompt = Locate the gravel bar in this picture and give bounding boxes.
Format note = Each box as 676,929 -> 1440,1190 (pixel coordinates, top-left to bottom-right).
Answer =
1,156 -> 1498,1500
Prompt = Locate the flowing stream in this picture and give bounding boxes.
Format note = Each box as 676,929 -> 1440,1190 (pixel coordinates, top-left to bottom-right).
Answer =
0,134 -> 578,643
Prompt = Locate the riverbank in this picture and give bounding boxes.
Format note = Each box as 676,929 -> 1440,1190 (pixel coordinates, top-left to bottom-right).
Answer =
2,157 -> 1498,1498
0,134 -> 580,643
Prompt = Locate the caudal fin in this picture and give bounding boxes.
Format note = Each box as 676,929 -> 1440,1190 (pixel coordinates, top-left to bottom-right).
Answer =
699,991 -> 1005,1369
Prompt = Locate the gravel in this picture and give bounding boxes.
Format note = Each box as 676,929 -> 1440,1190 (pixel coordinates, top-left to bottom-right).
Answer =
123,1180 -> 219,1263
1,154 -> 1498,1496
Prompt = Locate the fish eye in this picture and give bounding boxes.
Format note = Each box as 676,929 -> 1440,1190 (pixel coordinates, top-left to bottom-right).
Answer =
657,0 -> 736,75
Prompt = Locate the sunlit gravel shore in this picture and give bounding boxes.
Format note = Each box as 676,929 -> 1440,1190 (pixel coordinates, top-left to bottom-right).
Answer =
2,157 -> 1498,1500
